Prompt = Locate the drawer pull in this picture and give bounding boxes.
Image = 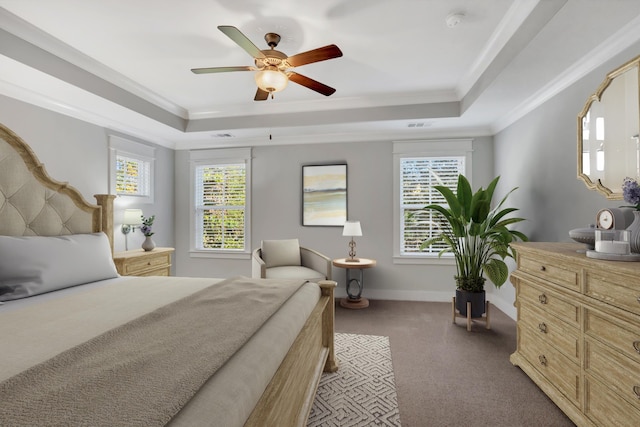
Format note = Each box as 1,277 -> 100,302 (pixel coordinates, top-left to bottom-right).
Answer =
538,294 -> 548,304
540,266 -> 546,272
634,341 -> 640,354
538,355 -> 547,366
634,385 -> 640,399
147,262 -> 151,265
538,323 -> 547,333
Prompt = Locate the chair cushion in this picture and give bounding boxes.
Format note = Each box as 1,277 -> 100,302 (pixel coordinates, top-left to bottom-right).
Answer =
261,239 -> 301,268
265,266 -> 325,282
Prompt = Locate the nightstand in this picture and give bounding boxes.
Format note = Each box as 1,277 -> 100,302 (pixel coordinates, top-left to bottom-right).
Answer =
113,247 -> 175,276
332,257 -> 376,309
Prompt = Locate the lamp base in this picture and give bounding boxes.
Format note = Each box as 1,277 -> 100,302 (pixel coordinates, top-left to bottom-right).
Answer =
344,258 -> 360,263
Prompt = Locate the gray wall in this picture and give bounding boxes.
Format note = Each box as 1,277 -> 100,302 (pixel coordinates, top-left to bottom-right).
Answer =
174,137 -> 495,303
491,41 -> 640,308
5,40 -> 639,319
0,94 -> 175,256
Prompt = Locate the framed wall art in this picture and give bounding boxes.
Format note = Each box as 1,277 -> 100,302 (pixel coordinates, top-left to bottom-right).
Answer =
302,164 -> 347,226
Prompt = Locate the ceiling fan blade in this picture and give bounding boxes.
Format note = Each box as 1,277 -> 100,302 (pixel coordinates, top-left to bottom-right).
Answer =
288,72 -> 336,96
286,45 -> 343,67
218,25 -> 266,59
254,88 -> 269,101
191,66 -> 253,74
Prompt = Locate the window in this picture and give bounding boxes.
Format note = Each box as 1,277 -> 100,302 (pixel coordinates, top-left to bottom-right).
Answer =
109,135 -> 155,204
116,154 -> 151,196
393,140 -> 472,263
190,148 -> 251,256
401,157 -> 465,254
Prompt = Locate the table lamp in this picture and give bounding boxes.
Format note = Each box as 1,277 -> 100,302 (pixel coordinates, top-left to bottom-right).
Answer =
122,209 -> 143,251
342,220 -> 362,262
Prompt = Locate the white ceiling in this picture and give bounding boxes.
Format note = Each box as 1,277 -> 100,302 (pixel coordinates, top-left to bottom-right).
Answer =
1,0 -> 640,150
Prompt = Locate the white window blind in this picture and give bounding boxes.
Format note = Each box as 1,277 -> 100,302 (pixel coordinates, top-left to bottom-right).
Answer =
108,135 -> 155,204
116,154 -> 151,196
194,163 -> 246,250
400,156 -> 465,255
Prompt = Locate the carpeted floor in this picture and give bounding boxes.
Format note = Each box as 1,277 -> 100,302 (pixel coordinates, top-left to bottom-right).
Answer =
333,300 -> 576,427
308,333 -> 401,426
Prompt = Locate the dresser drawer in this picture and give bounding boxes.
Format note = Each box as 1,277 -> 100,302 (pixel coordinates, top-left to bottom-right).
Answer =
585,339 -> 640,411
518,282 -> 580,327
585,270 -> 640,316
519,327 -> 580,405
585,375 -> 640,427
585,309 -> 640,364
519,255 -> 579,291
123,253 -> 170,275
519,304 -> 579,361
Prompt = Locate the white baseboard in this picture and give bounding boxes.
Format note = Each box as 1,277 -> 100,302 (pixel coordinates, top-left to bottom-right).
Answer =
335,288 -> 517,321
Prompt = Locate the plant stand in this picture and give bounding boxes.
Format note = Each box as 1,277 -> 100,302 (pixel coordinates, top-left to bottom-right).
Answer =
452,296 -> 491,331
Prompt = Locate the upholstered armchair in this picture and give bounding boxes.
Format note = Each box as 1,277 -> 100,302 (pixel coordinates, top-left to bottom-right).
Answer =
252,238 -> 332,282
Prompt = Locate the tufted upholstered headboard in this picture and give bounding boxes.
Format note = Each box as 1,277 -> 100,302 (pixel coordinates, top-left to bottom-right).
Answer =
0,123 -> 115,251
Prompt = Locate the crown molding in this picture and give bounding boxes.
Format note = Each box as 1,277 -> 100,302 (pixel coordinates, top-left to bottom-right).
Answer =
0,7 -> 188,119
492,13 -> 640,134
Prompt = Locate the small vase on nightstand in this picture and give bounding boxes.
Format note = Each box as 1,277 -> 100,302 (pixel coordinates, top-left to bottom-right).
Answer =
142,236 -> 156,251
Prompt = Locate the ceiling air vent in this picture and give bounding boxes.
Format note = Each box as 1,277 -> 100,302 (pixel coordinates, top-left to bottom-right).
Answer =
212,133 -> 234,138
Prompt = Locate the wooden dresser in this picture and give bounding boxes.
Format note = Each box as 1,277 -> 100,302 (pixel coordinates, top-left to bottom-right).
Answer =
510,242 -> 640,427
113,247 -> 174,276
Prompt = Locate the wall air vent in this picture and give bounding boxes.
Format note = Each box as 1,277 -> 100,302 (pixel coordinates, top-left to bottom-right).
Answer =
407,122 -> 432,128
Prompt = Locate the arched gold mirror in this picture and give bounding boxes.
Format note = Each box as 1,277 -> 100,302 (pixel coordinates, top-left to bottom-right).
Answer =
578,54 -> 640,200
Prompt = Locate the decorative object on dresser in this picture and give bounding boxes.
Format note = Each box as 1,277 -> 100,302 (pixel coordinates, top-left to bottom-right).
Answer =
586,229 -> 640,261
113,247 -> 174,276
417,175 -> 527,326
595,207 -> 634,230
510,242 -> 640,426
622,177 -> 640,253
569,207 -> 634,252
568,225 -> 596,251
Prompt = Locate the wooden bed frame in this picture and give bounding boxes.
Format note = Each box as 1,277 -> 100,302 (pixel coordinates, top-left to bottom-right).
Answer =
0,123 -> 337,426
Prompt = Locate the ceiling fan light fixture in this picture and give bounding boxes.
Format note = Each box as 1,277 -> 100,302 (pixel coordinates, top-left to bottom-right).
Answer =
255,67 -> 288,93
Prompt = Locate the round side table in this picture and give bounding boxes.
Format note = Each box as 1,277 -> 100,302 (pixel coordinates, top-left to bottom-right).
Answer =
332,258 -> 376,309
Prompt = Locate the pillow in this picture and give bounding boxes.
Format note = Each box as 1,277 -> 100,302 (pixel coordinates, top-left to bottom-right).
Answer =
261,239 -> 301,268
0,233 -> 118,302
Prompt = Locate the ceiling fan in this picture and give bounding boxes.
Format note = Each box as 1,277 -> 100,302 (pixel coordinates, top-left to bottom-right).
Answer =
191,25 -> 343,101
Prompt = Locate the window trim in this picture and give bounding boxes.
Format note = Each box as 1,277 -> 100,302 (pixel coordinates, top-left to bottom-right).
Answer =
108,135 -> 155,204
189,148 -> 252,258
393,139 -> 473,265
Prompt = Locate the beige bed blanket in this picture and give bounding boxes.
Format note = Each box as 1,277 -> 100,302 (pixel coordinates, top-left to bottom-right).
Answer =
0,276 -> 305,427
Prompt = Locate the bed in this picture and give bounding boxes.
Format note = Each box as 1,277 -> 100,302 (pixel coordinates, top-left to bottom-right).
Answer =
0,123 -> 337,427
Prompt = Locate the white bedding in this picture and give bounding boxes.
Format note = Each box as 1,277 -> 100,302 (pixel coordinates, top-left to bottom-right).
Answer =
0,276 -> 321,427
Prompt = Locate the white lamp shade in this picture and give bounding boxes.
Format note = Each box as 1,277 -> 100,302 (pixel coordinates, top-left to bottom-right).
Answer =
342,220 -> 362,237
255,67 -> 288,93
123,209 -> 143,225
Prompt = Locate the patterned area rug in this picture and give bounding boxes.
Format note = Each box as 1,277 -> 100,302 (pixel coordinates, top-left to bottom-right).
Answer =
307,333 -> 401,426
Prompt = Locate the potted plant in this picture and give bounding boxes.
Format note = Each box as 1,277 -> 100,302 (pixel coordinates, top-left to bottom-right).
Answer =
419,175 -> 527,318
